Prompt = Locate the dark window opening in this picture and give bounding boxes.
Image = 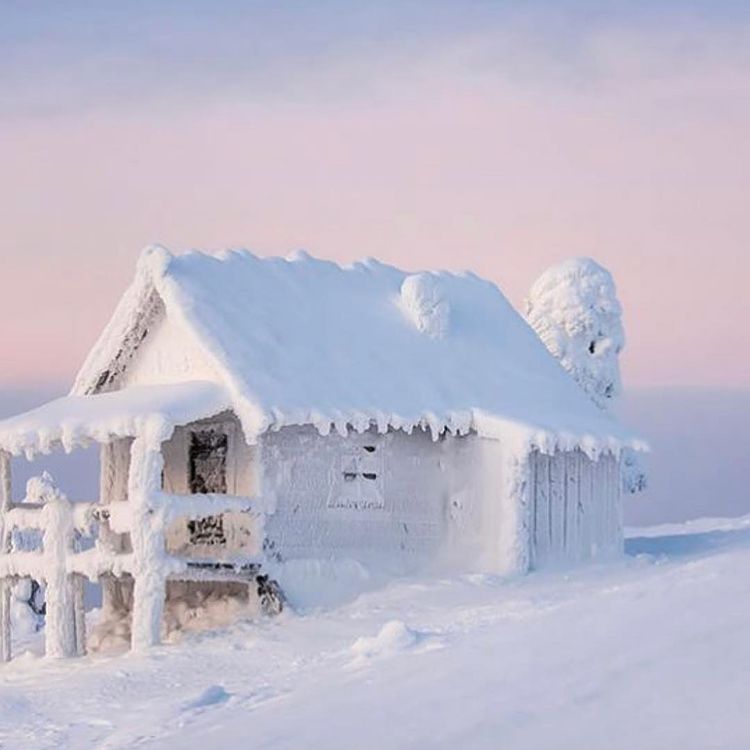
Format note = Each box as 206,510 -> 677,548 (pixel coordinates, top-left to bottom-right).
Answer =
189,430 -> 228,494
343,472 -> 357,482
188,429 -> 228,546
187,515 -> 225,546
588,340 -> 596,354
362,472 -> 377,481
363,445 -> 376,453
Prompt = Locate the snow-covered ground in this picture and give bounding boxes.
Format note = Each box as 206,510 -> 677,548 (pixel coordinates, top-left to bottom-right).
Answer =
2,515 -> 750,750
1,387 -> 747,748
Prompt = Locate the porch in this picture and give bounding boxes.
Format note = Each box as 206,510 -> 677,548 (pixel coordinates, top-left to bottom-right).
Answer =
0,382 -> 274,662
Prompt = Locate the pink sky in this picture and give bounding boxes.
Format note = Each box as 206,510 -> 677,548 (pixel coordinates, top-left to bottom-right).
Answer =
1,11 -> 749,389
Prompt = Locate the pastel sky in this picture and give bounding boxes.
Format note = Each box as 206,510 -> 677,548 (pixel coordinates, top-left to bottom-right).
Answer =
1,1 -> 749,389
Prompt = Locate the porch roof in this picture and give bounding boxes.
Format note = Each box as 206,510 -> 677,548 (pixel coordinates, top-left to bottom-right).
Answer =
0,381 -> 231,458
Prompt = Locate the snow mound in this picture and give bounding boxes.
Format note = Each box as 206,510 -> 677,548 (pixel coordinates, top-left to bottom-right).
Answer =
399,273 -> 450,338
272,558 -> 374,611
10,579 -> 42,637
526,257 -> 624,409
350,620 -> 420,661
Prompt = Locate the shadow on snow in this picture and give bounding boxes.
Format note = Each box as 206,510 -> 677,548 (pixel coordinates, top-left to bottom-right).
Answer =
626,524 -> 750,559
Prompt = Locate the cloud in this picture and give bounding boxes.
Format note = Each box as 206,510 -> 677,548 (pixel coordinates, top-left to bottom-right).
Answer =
2,1 -> 749,117
0,1 -> 749,387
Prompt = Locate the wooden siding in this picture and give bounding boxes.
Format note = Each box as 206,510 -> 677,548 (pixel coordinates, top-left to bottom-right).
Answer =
529,450 -> 622,569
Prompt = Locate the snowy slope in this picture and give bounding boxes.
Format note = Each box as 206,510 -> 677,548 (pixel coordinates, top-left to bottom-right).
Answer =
2,517 -> 750,750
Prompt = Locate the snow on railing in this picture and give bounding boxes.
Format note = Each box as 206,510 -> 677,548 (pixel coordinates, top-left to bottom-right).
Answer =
0,469 -> 88,659
103,492 -> 261,534
0,452 -> 264,662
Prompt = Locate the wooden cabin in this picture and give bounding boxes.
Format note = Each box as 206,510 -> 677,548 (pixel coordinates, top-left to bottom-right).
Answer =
0,247 -> 642,660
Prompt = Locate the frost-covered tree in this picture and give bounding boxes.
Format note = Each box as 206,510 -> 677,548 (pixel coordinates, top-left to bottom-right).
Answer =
525,257 -> 624,408
525,258 -> 645,493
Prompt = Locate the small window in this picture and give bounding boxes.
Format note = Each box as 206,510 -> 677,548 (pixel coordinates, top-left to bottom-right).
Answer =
189,429 -> 228,494
330,441 -> 385,510
188,429 -> 228,546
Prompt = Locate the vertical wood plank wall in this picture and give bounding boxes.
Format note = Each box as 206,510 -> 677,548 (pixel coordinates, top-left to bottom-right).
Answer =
529,450 -> 622,569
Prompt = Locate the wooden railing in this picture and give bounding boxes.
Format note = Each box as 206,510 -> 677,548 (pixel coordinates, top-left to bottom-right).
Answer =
0,447 -> 265,662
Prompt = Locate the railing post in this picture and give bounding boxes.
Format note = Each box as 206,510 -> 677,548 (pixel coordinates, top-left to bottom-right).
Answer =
72,574 -> 86,656
129,436 -> 167,652
41,487 -> 76,658
0,451 -> 11,662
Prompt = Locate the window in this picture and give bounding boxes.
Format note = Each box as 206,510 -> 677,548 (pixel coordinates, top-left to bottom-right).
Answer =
328,441 -> 385,511
187,429 -> 228,546
189,429 -> 228,493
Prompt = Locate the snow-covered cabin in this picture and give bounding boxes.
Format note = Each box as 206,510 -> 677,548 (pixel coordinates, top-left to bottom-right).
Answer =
0,247 -> 643,659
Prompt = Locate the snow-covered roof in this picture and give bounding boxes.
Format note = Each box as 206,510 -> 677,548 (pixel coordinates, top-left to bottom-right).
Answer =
0,382 -> 230,457
70,246 -> 642,455
1,246 -> 640,458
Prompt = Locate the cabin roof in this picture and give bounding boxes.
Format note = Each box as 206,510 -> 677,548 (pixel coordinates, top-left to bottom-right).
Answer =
67,246 -> 641,455
0,382 -> 229,457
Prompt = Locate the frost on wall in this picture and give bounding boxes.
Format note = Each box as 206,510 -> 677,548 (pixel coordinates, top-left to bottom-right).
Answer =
328,442 -> 385,511
621,449 -> 648,495
526,258 -> 646,493
525,258 -> 624,408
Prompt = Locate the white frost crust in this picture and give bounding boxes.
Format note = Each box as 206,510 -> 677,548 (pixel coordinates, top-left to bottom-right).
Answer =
0,381 -> 231,458
66,246 -> 642,457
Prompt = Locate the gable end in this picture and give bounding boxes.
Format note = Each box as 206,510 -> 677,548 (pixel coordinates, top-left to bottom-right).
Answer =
86,289 -> 165,394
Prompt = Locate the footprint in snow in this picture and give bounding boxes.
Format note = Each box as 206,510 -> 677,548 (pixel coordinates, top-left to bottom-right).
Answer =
181,684 -> 232,712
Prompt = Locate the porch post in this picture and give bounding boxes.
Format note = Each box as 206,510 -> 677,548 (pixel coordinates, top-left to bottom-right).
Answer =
42,488 -> 77,658
72,574 -> 86,656
0,451 -> 11,662
129,436 -> 167,652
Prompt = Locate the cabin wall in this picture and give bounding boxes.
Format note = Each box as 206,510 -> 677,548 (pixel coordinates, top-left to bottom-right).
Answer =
529,449 -> 622,569
260,426 -> 505,574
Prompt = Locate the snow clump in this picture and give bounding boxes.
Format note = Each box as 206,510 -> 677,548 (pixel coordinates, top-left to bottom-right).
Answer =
400,273 -> 450,339
351,620 -> 419,663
